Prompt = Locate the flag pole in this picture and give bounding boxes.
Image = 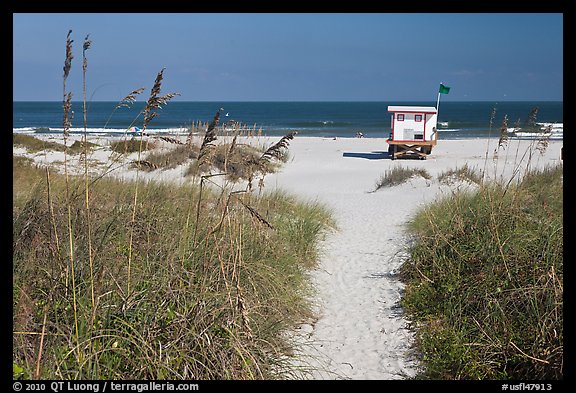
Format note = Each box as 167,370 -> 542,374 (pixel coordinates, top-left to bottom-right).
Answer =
436,82 -> 442,112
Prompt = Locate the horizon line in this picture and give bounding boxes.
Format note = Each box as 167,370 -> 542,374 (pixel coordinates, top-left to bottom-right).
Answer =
13,99 -> 564,103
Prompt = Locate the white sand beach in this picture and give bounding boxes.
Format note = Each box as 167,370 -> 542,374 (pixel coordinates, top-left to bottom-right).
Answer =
13,134 -> 563,380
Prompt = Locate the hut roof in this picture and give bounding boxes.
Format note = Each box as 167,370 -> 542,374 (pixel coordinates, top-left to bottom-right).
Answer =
387,106 -> 437,113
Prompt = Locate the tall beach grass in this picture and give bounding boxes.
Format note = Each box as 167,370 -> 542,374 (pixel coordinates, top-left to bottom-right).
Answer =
13,31 -> 334,380
13,160 -> 333,379
399,111 -> 563,379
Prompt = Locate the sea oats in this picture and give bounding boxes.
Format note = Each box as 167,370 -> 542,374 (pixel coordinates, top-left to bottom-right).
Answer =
498,114 -> 509,150
526,107 -> 539,131
63,93 -> 73,138
228,130 -> 239,156
537,124 -> 552,155
197,109 -> 222,168
116,88 -> 146,110
63,30 -> 73,80
489,106 -> 497,130
82,34 -> 92,72
142,68 -> 180,130
154,136 -> 184,145
260,131 -> 297,162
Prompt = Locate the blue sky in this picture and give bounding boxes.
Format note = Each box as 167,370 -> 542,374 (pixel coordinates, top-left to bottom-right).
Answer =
13,13 -> 563,101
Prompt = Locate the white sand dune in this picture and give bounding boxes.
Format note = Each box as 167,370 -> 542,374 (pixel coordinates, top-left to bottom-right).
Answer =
14,134 -> 563,380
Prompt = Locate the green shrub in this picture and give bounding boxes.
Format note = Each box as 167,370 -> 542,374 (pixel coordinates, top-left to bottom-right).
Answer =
401,163 -> 563,379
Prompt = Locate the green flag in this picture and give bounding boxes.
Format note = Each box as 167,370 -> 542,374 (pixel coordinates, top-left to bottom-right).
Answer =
439,84 -> 450,94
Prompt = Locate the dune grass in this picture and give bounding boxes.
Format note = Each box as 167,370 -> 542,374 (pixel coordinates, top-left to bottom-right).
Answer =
373,166 -> 432,191
12,157 -> 333,379
400,162 -> 563,379
110,138 -> 157,154
184,142 -> 285,181
437,163 -> 483,186
13,134 -> 99,154
13,127 -> 330,379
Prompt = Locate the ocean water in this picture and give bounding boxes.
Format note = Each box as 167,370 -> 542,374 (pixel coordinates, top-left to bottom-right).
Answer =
13,101 -> 563,139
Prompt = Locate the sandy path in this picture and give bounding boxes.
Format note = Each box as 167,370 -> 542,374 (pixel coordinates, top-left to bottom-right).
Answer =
263,137 -> 563,380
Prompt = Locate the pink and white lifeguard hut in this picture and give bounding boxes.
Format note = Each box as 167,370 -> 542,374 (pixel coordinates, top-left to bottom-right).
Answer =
386,106 -> 439,159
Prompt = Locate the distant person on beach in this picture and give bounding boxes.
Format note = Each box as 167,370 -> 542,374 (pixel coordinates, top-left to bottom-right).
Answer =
356,131 -> 364,138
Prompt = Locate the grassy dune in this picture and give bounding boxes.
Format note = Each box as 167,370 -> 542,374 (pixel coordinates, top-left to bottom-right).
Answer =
13,156 -> 333,379
401,163 -> 563,379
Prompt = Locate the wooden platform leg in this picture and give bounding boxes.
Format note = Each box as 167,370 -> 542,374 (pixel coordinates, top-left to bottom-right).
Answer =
387,142 -> 435,160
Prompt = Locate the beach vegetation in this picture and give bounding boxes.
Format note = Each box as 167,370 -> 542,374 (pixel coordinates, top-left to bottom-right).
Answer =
33,127 -> 53,133
401,162 -> 563,379
13,30 -> 333,380
136,143 -> 199,171
373,166 -> 432,190
13,158 -> 333,379
184,142 -> 287,181
14,134 -> 67,153
13,134 -> 99,154
437,164 -> 483,185
109,138 -> 157,154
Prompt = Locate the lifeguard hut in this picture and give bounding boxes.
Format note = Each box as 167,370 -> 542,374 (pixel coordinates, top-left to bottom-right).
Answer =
386,106 -> 438,160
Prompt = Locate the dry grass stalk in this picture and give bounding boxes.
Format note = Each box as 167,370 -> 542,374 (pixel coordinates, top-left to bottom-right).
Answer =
260,131 -> 297,163
257,177 -> 265,196
34,308 -> 48,378
228,129 -> 239,157
61,28 -> 80,362
526,107 -> 539,130
498,115 -> 509,148
536,124 -> 552,155
238,199 -> 274,230
186,120 -> 207,146
154,136 -> 184,145
142,68 -> 180,130
103,87 -> 146,130
62,29 -> 74,140
82,34 -> 92,72
62,93 -> 73,139
186,129 -> 194,147
197,109 -> 222,169
116,88 -> 146,110
63,30 -> 73,80
236,284 -> 253,339
81,33 -> 96,313
223,128 -> 241,173
489,107 -> 497,130
482,106 -> 498,184
132,160 -> 158,170
224,131 -> 296,191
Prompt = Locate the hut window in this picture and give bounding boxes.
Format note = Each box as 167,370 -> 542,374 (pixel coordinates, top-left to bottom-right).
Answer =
397,114 -> 405,121
414,115 -> 422,122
